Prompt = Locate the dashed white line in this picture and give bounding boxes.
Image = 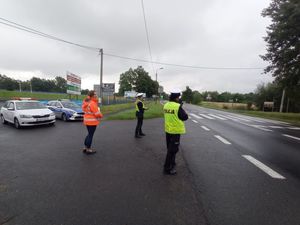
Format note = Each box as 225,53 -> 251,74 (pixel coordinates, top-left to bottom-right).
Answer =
268,126 -> 284,129
287,127 -> 300,130
192,119 -> 198,124
242,155 -> 286,179
201,126 -> 210,131
199,114 -> 215,120
190,113 -> 203,119
214,135 -> 231,145
224,114 -> 251,122
282,134 -> 300,141
208,114 -> 227,120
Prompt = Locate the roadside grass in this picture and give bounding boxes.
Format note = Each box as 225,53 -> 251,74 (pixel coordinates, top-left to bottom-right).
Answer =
106,101 -> 164,120
101,102 -> 135,115
235,110 -> 300,126
0,90 -> 85,100
199,101 -> 300,126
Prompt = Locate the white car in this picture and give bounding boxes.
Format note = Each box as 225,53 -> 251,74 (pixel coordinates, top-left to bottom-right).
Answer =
0,99 -> 56,128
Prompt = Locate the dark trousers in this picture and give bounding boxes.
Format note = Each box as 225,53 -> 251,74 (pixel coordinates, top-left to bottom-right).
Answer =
164,133 -> 181,171
84,125 -> 97,148
135,116 -> 144,136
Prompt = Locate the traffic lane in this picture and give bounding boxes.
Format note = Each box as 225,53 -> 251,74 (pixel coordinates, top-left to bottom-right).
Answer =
184,105 -> 300,179
0,119 -> 206,225
182,120 -> 300,225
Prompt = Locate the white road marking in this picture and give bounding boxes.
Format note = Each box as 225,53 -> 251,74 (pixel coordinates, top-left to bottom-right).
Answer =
214,135 -> 231,145
287,127 -> 300,130
251,125 -> 273,132
199,114 -> 215,120
201,126 -> 210,131
192,120 -> 198,124
217,114 -> 239,121
268,126 -> 284,129
190,113 -> 203,119
224,114 -> 251,122
282,134 -> 300,141
242,155 -> 286,179
208,114 -> 227,120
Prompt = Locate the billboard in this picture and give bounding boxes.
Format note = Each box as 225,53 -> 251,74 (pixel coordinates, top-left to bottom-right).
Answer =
66,72 -> 81,95
103,83 -> 115,96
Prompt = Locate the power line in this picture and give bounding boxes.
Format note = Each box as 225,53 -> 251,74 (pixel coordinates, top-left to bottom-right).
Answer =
0,17 -> 100,51
104,53 -> 264,70
0,17 -> 264,70
141,0 -> 155,75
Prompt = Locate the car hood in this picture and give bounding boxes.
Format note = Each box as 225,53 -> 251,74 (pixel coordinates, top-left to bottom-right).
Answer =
17,108 -> 53,115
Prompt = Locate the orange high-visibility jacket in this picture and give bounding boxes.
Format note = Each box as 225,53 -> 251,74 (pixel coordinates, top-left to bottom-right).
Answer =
82,97 -> 103,126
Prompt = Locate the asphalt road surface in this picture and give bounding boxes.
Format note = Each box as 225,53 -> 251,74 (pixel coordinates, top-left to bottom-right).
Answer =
182,104 -> 300,225
0,118 -> 206,225
1,103 -> 300,225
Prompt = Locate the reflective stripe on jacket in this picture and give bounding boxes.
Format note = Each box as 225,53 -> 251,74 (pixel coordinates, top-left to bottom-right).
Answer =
163,101 -> 186,134
82,98 -> 103,126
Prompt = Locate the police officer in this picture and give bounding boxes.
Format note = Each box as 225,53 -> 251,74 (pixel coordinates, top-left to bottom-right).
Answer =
163,90 -> 188,175
135,93 -> 148,138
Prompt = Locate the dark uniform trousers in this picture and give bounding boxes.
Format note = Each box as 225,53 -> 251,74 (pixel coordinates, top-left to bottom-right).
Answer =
164,133 -> 181,171
135,112 -> 143,136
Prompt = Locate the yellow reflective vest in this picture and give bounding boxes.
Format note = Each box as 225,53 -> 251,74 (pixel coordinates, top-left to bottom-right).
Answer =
135,99 -> 145,112
163,101 -> 186,134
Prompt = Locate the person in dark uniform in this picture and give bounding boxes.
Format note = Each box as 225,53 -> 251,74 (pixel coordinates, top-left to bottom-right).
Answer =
135,93 -> 148,138
163,90 -> 188,175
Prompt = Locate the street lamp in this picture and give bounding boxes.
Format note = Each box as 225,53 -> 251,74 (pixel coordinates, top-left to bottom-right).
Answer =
155,67 -> 163,82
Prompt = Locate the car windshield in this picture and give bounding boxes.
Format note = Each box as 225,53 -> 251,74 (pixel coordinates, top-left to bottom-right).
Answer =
61,102 -> 80,109
16,101 -> 47,110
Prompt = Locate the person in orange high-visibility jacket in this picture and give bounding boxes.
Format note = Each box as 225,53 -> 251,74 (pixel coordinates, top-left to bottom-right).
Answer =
82,90 -> 103,154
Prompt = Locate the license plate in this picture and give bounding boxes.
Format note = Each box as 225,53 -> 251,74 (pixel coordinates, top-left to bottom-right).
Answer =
36,118 -> 46,122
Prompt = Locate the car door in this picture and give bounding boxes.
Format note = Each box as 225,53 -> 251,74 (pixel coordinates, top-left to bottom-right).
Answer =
6,102 -> 15,122
55,102 -> 64,118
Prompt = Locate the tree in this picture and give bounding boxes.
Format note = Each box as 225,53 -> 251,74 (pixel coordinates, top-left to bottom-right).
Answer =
192,91 -> 202,104
55,76 -> 67,93
181,86 -> 193,103
118,68 -> 137,96
135,66 -> 158,97
261,0 -> 300,89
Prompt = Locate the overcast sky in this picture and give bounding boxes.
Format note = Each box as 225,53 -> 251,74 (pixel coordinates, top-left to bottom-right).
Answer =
0,0 -> 274,94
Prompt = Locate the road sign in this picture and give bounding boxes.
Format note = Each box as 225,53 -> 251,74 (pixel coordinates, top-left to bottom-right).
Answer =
66,72 -> 81,95
102,83 -> 115,96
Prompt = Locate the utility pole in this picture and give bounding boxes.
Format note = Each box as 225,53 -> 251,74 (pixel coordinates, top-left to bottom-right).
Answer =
30,82 -> 32,93
99,48 -> 103,104
279,88 -> 285,113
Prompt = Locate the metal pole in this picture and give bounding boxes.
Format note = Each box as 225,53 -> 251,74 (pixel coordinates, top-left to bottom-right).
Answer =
279,88 -> 285,113
19,82 -> 21,92
30,82 -> 32,93
100,48 -> 103,104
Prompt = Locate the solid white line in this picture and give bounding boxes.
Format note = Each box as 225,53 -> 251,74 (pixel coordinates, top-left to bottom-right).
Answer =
201,126 -> 210,131
208,114 -> 227,120
242,155 -> 285,179
192,119 -> 198,124
190,113 -> 203,119
214,135 -> 231,145
282,134 -> 300,141
199,114 -> 215,119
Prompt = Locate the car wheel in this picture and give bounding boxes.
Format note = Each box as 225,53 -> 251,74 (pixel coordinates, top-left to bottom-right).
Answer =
62,113 -> 67,122
14,118 -> 21,129
1,114 -> 7,124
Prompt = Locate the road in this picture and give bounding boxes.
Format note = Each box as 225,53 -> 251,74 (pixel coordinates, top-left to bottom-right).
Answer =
182,104 -> 300,225
0,118 -> 206,225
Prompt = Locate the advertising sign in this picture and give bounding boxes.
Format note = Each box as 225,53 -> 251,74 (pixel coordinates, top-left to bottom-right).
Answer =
66,72 -> 81,95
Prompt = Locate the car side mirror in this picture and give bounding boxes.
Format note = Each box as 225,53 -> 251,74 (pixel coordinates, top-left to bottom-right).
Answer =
57,106 -> 62,108
8,107 -> 14,111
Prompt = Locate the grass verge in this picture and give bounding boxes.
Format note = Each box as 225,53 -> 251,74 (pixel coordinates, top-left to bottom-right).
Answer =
106,101 -> 164,120
199,101 -> 300,126
101,103 -> 135,115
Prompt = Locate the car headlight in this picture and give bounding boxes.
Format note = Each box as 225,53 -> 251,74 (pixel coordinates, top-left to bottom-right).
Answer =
20,115 -> 33,118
